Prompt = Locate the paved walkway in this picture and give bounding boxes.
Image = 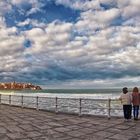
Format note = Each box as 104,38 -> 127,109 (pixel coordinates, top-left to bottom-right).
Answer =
0,105 -> 140,140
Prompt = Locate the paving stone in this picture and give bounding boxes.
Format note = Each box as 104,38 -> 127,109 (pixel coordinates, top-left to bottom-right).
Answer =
109,134 -> 136,140
54,127 -> 71,132
66,130 -> 86,137
67,138 -> 82,140
54,136 -> 73,140
19,124 -> 37,131
47,122 -> 63,127
26,131 -> 42,138
0,127 -> 7,133
31,136 -> 52,140
78,128 -> 97,134
0,122 -> 7,126
65,125 -> 82,131
106,128 -> 124,133
95,131 -> 114,138
33,124 -> 51,130
6,125 -> 23,133
50,132 -> 65,138
82,134 -> 107,140
0,135 -> 10,140
19,120 -> 32,124
114,124 -> 131,130
90,125 -> 107,131
78,122 -> 93,127
7,132 -> 26,139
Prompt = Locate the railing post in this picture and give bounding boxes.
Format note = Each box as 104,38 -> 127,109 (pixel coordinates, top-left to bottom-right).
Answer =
21,95 -> 23,108
36,96 -> 39,110
108,98 -> 111,119
55,97 -> 58,113
9,95 -> 11,105
0,94 -> 1,104
79,98 -> 82,116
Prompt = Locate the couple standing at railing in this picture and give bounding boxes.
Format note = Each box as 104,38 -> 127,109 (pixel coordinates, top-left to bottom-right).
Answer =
119,87 -> 140,121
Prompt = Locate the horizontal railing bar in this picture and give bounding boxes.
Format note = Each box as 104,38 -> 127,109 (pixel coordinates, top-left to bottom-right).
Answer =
20,96 -> 37,98
1,99 -> 9,101
11,100 -> 21,102
58,106 -> 108,110
20,96 -> 117,101
57,105 -> 79,108
0,96 -> 121,103
11,95 -> 22,98
39,97 -> 79,100
80,107 -> 108,109
36,97 -> 56,99
0,94 -> 120,101
57,98 -> 79,100
110,108 -> 122,110
23,103 -> 36,105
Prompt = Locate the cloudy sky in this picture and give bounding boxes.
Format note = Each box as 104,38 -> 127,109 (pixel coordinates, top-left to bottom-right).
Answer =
0,0 -> 140,88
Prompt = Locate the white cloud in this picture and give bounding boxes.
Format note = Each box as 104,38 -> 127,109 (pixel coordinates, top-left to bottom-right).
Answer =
0,17 -> 5,28
11,0 -> 41,16
0,1 -> 11,16
11,0 -> 36,5
96,8 -> 120,23
17,19 -> 31,26
117,0 -> 129,8
56,0 -> 100,10
26,7 -> 41,15
122,5 -> 140,19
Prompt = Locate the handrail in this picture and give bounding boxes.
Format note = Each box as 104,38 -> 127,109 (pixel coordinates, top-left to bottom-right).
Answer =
0,94 -> 122,118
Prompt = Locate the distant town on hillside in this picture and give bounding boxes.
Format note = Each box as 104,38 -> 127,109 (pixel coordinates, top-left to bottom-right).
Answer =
0,82 -> 42,90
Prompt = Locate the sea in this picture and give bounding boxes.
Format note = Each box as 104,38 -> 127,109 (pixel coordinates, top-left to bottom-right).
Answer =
0,88 -> 132,117
0,88 -> 125,99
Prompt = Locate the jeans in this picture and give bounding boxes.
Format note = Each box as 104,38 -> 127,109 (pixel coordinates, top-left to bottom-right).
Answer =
123,105 -> 132,119
133,105 -> 139,119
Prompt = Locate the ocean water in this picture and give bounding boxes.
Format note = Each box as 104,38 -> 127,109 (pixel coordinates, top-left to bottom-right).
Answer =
2,88 -> 124,99
0,88 -> 127,116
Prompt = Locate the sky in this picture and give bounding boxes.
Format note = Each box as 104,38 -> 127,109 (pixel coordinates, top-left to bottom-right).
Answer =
0,0 -> 140,89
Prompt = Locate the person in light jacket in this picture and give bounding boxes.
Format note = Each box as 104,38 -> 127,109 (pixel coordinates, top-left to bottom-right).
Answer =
132,87 -> 140,120
119,87 -> 132,121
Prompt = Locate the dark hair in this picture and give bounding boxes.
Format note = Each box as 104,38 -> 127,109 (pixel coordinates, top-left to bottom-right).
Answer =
133,87 -> 139,93
122,87 -> 128,94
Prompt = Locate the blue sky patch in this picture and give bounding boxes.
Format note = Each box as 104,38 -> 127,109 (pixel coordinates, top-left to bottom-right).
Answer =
23,39 -> 32,48
100,1 -> 117,10
27,1 -> 80,23
110,15 -> 123,26
4,1 -> 80,29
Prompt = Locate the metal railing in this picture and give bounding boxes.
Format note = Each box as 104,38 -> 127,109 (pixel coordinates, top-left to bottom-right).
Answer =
0,94 -> 123,118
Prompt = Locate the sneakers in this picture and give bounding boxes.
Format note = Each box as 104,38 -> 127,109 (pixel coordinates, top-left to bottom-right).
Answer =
124,119 -> 132,122
134,117 -> 138,121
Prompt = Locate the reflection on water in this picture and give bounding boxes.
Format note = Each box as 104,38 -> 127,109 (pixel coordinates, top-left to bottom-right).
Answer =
0,90 -> 15,95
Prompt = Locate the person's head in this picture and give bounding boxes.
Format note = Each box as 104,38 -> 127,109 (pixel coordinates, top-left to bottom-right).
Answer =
133,87 -> 139,93
122,87 -> 128,94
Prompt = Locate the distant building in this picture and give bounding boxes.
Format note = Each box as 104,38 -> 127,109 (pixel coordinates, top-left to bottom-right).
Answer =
0,82 -> 42,90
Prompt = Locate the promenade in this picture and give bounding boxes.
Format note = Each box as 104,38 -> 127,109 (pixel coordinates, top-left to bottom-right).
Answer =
0,105 -> 140,140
